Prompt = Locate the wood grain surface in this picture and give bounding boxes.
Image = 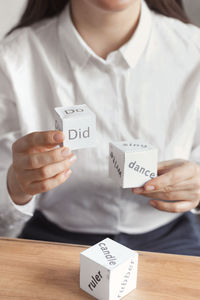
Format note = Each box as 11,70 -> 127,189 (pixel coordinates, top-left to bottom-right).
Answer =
0,238 -> 199,300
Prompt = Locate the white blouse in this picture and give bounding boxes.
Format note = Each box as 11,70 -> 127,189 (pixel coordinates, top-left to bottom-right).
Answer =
0,0 -> 200,237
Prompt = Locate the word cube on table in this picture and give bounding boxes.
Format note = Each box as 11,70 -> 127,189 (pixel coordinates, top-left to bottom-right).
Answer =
55,104 -> 96,150
80,238 -> 138,300
109,140 -> 158,188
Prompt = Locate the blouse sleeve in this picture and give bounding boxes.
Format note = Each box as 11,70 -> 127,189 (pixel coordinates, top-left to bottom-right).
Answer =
0,47 -> 36,237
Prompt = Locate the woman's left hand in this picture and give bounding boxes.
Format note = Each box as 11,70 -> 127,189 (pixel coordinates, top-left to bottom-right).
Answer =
132,159 -> 200,213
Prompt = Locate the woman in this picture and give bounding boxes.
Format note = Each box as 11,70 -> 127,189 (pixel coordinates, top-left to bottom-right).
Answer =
0,0 -> 200,255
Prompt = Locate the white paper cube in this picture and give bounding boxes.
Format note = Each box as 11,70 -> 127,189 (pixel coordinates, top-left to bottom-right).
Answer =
109,140 -> 158,188
54,104 -> 96,150
80,238 -> 138,300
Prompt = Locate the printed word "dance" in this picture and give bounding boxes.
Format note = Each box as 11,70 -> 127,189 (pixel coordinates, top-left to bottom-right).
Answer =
129,161 -> 155,179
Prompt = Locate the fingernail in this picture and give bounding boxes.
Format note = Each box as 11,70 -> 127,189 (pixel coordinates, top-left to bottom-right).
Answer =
54,132 -> 64,143
69,155 -> 77,163
64,169 -> 72,178
150,201 -> 156,207
61,148 -> 71,158
145,186 -> 155,191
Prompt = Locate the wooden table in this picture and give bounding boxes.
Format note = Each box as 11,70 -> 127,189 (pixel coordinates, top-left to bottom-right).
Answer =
0,238 -> 199,300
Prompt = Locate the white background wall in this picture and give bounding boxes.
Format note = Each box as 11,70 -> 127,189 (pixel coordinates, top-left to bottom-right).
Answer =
0,0 -> 199,40
183,0 -> 200,27
0,0 -> 26,39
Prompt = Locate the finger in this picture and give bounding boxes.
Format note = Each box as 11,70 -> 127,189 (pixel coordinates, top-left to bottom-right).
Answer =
149,199 -> 199,213
22,169 -> 72,195
133,177 -> 200,194
13,147 -> 71,170
12,131 -> 65,153
144,162 -> 198,191
21,154 -> 77,183
136,190 -> 200,201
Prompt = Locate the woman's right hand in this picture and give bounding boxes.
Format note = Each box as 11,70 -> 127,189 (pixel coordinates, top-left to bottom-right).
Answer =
7,131 -> 76,205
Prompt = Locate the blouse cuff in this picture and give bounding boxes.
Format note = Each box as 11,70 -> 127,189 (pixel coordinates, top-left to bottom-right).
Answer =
1,169 -> 35,218
191,204 -> 200,215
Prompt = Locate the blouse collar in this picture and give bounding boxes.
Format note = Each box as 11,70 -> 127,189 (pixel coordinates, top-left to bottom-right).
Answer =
58,0 -> 152,69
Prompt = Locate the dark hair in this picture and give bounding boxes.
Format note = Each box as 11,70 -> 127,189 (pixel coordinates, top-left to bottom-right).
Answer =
8,0 -> 189,35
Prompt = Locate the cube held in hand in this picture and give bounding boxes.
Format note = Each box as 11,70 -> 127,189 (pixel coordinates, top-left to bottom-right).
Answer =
80,238 -> 138,300
109,140 -> 158,188
55,104 -> 96,150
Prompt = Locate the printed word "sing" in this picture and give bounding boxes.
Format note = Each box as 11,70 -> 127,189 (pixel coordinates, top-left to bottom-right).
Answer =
123,143 -> 147,148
